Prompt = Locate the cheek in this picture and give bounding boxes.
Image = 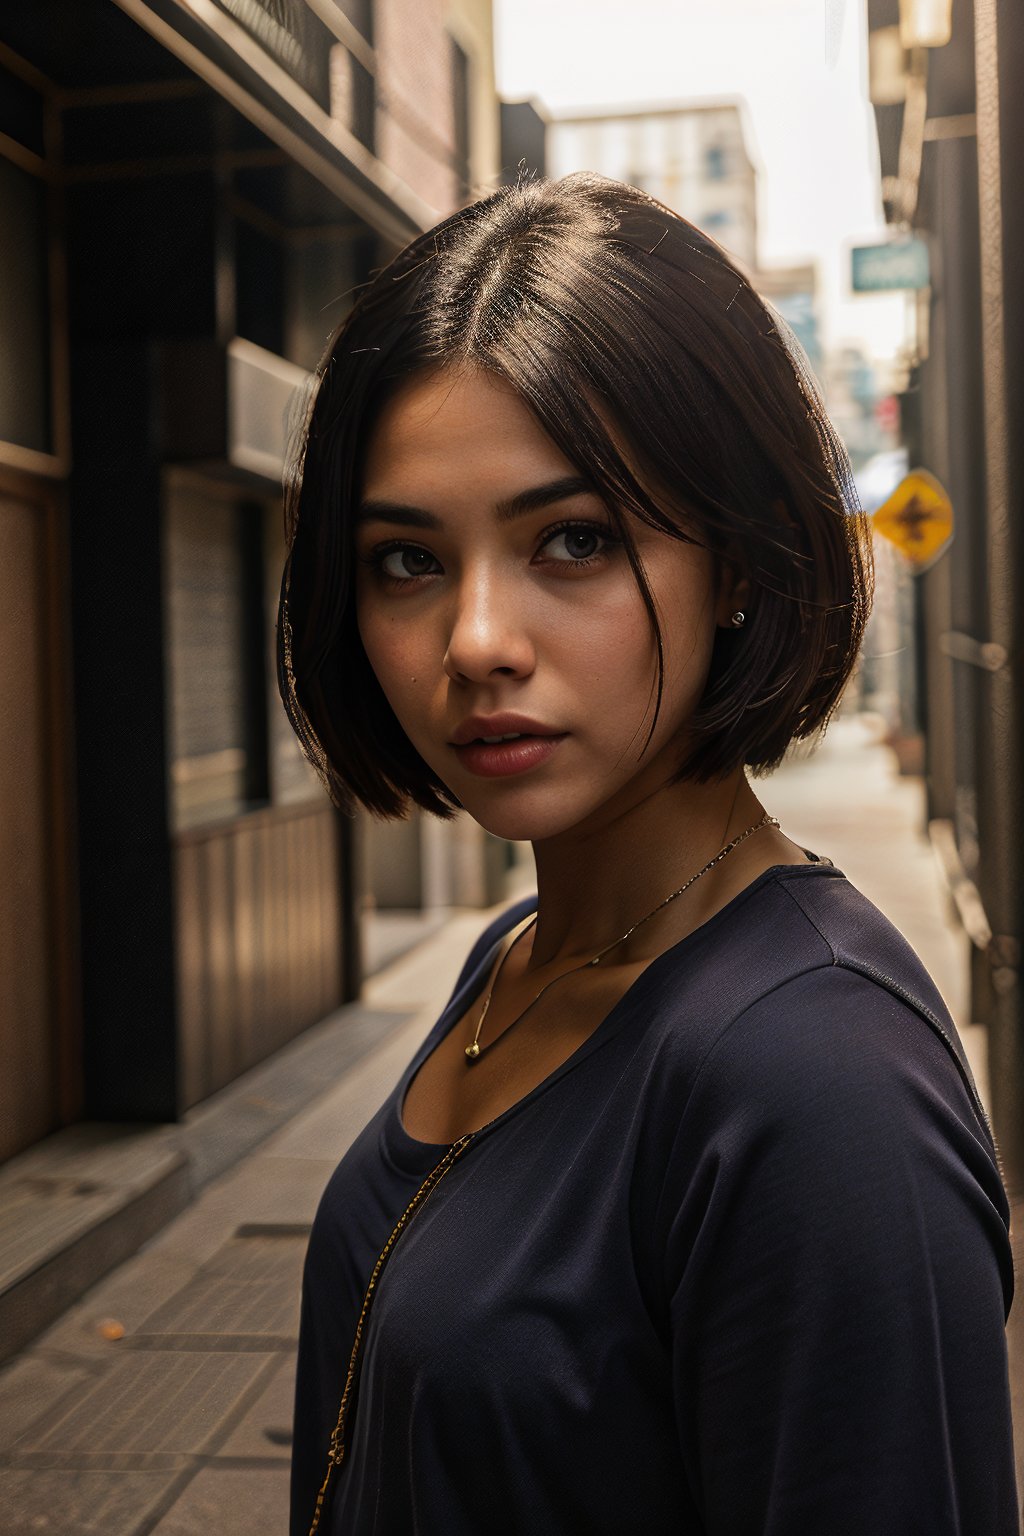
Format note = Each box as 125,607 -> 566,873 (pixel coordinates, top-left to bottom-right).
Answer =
356,601 -> 427,723
358,608 -> 397,677
591,566 -> 714,687
645,564 -> 720,717
662,602 -> 717,684
584,592 -> 659,690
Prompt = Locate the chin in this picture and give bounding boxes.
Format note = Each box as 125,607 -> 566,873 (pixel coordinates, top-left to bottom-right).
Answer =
452,788 -> 600,847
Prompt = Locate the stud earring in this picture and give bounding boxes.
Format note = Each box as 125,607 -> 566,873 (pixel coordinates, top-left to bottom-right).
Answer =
730,611 -> 746,629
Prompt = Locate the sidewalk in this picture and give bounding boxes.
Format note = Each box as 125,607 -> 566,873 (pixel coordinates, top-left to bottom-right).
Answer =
0,713 -> 997,1534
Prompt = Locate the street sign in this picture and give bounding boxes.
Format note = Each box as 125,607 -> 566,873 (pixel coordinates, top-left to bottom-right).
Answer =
851,239 -> 930,292
872,469 -> 953,568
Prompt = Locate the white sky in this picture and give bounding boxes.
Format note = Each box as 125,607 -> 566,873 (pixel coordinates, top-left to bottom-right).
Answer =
493,0 -> 906,362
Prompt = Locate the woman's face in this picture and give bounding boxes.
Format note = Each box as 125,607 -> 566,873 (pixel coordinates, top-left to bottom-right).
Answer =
355,367 -> 734,844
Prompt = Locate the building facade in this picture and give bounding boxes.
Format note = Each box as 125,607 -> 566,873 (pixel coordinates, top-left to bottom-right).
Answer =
548,101 -> 759,271
865,0 -> 1024,1195
0,0 -> 499,1163
540,100 -> 824,442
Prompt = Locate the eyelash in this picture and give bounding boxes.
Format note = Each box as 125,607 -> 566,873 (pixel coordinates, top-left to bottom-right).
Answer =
540,519 -> 621,568
360,520 -> 622,586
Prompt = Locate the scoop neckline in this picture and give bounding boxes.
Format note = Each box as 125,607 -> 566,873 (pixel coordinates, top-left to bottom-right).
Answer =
386,859 -> 842,1166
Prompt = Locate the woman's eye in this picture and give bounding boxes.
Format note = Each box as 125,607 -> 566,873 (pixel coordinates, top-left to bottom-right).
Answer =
540,525 -> 614,564
377,546 -> 441,579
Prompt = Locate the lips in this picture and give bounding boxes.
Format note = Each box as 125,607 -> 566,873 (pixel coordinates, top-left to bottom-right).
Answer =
448,715 -> 566,779
453,734 -> 566,779
449,714 -> 561,747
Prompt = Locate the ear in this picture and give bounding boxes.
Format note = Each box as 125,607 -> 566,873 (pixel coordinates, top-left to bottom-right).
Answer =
714,559 -> 751,629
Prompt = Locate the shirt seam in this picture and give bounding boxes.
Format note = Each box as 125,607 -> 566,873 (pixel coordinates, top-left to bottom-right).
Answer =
679,873 -> 840,1104
776,872 -> 839,962
776,870 -> 993,1143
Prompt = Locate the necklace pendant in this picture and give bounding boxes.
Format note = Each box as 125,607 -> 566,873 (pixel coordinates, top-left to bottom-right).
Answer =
465,1041 -> 481,1061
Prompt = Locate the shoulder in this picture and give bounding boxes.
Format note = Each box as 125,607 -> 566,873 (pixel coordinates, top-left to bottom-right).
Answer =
648,867 -> 990,1143
768,867 -> 990,1131
631,869 -> 1007,1267
655,958 -> 1012,1316
657,900 -> 1018,1533
662,960 -> 1010,1282
692,964 -> 979,1149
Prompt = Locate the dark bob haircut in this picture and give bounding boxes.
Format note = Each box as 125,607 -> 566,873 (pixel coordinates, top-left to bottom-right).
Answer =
278,172 -> 872,819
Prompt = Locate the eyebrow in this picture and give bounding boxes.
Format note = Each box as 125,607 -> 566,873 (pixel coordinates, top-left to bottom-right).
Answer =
355,475 -> 599,529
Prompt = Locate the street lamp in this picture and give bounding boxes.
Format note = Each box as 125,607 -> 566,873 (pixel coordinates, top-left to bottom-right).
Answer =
898,0 -> 953,48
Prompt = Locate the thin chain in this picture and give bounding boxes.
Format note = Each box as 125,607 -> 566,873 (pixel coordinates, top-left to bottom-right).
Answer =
465,812 -> 779,1063
306,1133 -> 476,1535
589,811 -> 780,959
465,913 -> 540,1060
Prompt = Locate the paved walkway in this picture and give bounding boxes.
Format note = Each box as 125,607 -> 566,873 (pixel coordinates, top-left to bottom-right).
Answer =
0,712 -> 1002,1534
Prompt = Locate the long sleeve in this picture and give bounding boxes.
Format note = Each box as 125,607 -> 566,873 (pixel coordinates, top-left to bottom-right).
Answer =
662,966 -> 1016,1535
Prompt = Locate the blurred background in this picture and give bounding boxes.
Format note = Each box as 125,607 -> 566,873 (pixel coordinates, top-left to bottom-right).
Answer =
1,0 -> 1022,1528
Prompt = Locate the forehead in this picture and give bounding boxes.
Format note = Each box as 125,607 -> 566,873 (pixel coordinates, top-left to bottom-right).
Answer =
361,367 -> 576,495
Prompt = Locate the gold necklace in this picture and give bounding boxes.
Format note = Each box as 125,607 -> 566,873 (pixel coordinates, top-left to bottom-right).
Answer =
465,811 -> 780,1063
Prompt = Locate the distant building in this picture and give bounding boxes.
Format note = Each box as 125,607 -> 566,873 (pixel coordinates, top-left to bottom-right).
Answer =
0,0 -> 500,1168
500,98 -> 549,182
548,101 -> 758,271
545,100 -> 823,390
756,263 -> 822,372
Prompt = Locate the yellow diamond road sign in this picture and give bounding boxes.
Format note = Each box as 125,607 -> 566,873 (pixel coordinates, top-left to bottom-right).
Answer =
872,469 -> 953,568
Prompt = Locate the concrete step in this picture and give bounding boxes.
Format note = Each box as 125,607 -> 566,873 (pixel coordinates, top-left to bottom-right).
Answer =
0,1001 -> 415,1367
0,1123 -> 190,1364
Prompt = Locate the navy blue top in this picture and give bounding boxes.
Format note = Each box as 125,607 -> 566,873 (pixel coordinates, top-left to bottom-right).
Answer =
291,863 -> 1016,1535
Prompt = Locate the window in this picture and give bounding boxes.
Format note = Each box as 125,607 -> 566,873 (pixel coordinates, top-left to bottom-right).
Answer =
164,481 -> 270,829
705,143 -> 728,181
264,501 -> 323,805
335,0 -> 373,41
451,37 -> 471,198
330,43 -> 375,151
214,0 -> 337,113
0,149 -> 52,455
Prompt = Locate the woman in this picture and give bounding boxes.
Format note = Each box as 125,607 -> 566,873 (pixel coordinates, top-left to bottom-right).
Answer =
280,175 -> 1016,1535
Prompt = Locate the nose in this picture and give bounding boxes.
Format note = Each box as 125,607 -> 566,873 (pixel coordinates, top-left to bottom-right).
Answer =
442,565 -> 536,685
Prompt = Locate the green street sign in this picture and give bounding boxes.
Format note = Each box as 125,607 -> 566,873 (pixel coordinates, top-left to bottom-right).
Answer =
851,239 -> 930,292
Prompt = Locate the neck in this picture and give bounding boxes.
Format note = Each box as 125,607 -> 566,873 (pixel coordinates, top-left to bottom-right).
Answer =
527,765 -> 766,969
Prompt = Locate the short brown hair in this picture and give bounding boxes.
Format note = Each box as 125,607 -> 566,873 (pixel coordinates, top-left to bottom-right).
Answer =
278,173 -> 872,818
